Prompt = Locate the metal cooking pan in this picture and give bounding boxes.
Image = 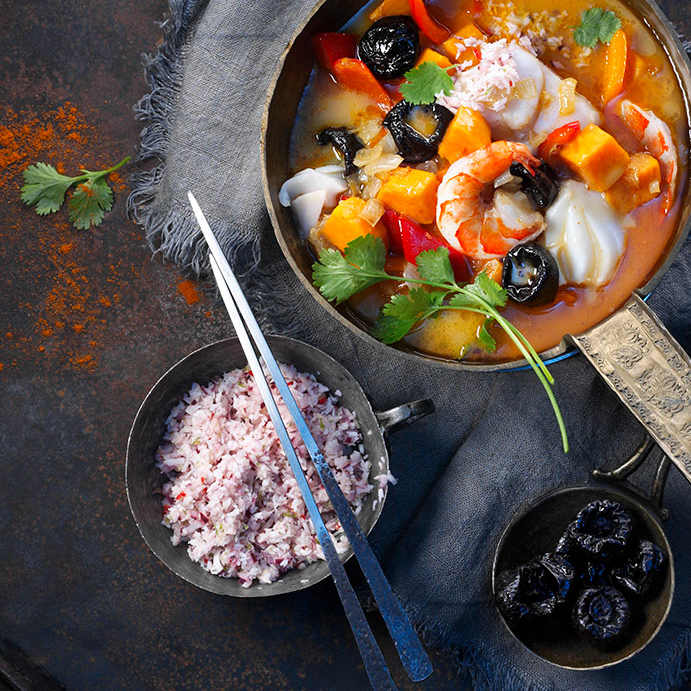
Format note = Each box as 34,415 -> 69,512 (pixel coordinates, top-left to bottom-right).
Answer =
125,336 -> 433,597
261,0 -> 691,482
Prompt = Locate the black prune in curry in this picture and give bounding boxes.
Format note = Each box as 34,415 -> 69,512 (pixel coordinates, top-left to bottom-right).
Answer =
509,161 -> 559,210
502,242 -> 559,306
383,100 -> 453,163
316,127 -> 364,176
357,16 -> 420,80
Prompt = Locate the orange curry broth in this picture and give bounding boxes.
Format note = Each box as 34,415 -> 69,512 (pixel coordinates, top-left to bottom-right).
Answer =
289,0 -> 688,363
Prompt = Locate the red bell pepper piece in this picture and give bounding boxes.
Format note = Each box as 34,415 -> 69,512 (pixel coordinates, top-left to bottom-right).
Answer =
409,0 -> 449,44
398,216 -> 470,281
381,208 -> 404,255
332,58 -> 393,115
537,121 -> 581,165
312,32 -> 358,74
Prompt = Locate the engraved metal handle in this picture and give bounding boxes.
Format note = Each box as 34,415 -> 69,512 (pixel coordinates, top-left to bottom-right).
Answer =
568,294 -> 691,483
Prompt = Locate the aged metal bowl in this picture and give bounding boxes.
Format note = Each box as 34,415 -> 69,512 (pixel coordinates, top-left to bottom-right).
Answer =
492,484 -> 674,669
126,336 -> 433,597
261,0 -> 691,484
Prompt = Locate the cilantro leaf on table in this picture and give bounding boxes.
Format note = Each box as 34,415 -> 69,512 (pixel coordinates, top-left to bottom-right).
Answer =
21,156 -> 129,229
415,247 -> 455,285
20,162 -> 75,215
399,61 -> 453,105
573,8 -> 622,49
68,178 -> 113,229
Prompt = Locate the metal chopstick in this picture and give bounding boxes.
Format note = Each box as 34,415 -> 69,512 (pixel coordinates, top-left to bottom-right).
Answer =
188,191 -> 432,682
207,253 -> 396,690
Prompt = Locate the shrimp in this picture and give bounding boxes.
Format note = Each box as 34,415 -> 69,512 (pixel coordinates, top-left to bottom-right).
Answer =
436,141 -> 546,259
618,99 -> 677,214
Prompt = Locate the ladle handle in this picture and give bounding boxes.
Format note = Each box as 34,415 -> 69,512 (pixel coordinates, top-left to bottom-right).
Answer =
568,294 -> 691,483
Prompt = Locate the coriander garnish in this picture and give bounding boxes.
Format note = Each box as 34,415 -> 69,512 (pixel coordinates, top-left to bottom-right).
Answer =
399,61 -> 454,105
313,235 -> 569,452
573,8 -> 622,49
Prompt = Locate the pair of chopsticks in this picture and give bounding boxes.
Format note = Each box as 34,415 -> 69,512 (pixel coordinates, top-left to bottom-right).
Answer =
188,192 -> 432,690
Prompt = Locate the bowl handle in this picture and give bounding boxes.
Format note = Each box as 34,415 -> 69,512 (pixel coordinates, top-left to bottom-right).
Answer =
567,294 -> 691,485
376,399 -> 435,436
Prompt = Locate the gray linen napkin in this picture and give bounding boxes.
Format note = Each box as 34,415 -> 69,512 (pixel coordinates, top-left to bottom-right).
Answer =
128,0 -> 691,688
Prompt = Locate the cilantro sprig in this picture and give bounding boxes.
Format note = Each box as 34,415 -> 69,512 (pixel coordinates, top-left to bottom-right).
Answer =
313,235 -> 568,452
21,156 -> 130,229
573,8 -> 622,49
399,61 -> 454,105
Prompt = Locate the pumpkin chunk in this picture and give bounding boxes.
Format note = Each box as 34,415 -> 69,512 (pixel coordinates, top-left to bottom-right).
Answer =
605,153 -> 662,215
376,167 -> 439,225
368,0 -> 411,21
415,47 -> 452,70
321,197 -> 389,251
437,106 -> 491,163
442,24 -> 483,65
558,124 -> 630,192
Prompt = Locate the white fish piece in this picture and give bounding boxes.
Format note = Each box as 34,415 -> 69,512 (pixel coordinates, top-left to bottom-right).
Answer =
278,166 -> 347,208
484,44 -> 544,135
544,181 -> 625,287
291,189 -> 326,237
476,44 -> 600,145
531,65 -> 601,141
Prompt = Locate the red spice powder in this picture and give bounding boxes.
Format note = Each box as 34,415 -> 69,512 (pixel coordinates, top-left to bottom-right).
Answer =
177,279 -> 201,305
0,102 -> 133,373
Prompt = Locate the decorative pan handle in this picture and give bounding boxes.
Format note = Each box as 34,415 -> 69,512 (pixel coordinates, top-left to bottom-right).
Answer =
568,294 -> 691,483
376,399 -> 435,436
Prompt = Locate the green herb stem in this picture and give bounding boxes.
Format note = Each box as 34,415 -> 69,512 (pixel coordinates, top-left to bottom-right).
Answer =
77,156 -> 131,181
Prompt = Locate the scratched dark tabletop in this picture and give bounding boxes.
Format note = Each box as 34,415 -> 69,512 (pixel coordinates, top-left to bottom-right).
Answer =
0,1 -> 689,690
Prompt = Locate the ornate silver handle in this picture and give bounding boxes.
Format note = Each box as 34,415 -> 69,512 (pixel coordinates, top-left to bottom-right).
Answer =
568,294 -> 691,483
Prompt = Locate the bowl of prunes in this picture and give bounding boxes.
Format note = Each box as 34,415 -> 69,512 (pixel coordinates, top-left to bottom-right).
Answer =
493,486 -> 674,669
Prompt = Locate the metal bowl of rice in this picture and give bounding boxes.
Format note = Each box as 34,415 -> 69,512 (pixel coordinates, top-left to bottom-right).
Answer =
126,335 -> 433,597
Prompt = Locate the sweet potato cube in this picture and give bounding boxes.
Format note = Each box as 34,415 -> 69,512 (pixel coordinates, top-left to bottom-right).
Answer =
558,124 -> 630,192
442,24 -> 483,64
320,197 -> 388,252
376,168 -> 439,225
415,47 -> 452,70
437,106 -> 491,163
368,0 -> 411,21
605,153 -> 661,215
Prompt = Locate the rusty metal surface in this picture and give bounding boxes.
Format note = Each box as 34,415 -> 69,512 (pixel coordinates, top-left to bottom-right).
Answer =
0,1 -> 464,689
2,1 -> 690,690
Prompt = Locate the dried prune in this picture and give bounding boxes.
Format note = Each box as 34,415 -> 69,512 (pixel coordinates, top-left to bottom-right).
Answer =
509,161 -> 559,209
573,586 -> 632,649
582,561 -> 611,586
502,242 -> 559,306
383,100 -> 453,163
357,16 -> 420,80
612,540 -> 667,598
495,553 -> 574,623
316,127 -> 364,176
538,552 -> 576,602
567,500 -> 634,562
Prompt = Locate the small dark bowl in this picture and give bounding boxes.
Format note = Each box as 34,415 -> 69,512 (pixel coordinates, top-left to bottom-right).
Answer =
126,336 -> 433,597
492,485 -> 674,669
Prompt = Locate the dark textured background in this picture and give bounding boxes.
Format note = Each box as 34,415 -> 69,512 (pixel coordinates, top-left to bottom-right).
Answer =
0,0 -> 463,688
1,0 -> 689,690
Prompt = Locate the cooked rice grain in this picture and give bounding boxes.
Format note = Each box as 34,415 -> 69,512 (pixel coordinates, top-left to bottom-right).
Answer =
156,365 -> 373,587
